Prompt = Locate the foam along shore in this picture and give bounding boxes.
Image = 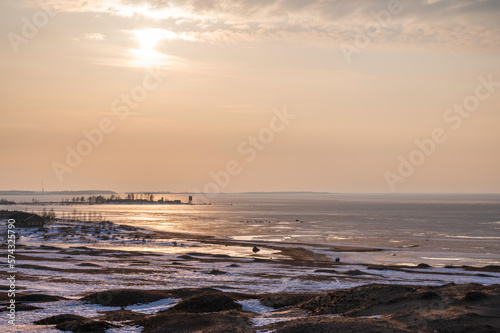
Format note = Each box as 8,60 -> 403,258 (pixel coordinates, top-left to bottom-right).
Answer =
1,219 -> 499,332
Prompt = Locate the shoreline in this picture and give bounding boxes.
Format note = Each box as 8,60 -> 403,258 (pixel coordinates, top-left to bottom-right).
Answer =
1,219 -> 500,331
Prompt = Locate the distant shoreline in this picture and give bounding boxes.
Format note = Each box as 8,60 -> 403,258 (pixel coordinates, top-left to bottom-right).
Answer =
0,190 -> 116,196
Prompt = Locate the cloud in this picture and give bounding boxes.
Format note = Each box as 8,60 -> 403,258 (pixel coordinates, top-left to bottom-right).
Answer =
19,0 -> 500,52
84,33 -> 106,41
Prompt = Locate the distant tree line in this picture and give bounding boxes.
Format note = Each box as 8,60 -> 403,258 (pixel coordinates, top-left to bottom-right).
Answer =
40,208 -> 56,221
61,193 -> 164,204
0,198 -> 15,205
58,209 -> 104,223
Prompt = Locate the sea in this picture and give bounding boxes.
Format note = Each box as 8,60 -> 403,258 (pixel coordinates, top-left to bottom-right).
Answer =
2,193 -> 500,267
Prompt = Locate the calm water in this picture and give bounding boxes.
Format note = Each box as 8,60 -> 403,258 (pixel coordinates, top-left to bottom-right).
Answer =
3,193 -> 500,266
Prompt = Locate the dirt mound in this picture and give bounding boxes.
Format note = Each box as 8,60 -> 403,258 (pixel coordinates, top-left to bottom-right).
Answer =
81,289 -> 172,307
168,287 -> 225,299
77,263 -> 101,267
17,294 -> 65,302
314,269 -> 338,274
138,310 -> 253,333
263,316 -> 411,333
34,314 -> 87,325
0,303 -> 42,312
463,291 -> 489,302
177,255 -> 193,260
301,284 -> 415,315
299,283 -> 500,332
55,319 -> 118,333
35,313 -> 118,333
260,293 -> 316,309
208,268 -> 227,275
417,263 -> 431,268
97,309 -> 147,321
166,291 -> 241,313
81,287 -> 222,307
342,269 -> 369,276
394,311 -> 498,333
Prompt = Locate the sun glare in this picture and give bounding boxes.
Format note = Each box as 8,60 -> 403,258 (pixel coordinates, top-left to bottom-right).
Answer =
129,49 -> 168,67
134,29 -> 164,49
130,29 -> 168,67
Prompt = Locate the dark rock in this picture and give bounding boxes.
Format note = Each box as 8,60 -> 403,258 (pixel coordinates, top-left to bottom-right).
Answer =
417,263 -> 431,268
208,268 -> 227,275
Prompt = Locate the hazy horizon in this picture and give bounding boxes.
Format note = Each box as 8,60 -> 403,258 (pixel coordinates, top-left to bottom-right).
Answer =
2,189 -> 500,195
1,0 -> 499,193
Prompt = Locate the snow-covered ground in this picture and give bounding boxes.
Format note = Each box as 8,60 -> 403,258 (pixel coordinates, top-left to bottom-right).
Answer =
1,220 -> 499,332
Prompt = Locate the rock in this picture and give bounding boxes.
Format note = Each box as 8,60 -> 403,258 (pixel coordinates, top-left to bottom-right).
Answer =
252,246 -> 260,253
208,268 -> 227,275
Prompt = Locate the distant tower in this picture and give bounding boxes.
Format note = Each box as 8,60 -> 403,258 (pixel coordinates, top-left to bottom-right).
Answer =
41,181 -> 45,195
188,196 -> 193,204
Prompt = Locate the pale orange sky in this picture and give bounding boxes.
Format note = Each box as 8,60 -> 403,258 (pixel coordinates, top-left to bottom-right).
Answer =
1,0 -> 499,193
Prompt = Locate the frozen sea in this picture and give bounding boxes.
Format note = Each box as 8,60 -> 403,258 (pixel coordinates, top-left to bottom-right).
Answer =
3,193 -> 500,266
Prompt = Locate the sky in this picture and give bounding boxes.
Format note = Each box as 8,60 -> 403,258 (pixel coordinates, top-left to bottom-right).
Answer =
1,0 -> 499,193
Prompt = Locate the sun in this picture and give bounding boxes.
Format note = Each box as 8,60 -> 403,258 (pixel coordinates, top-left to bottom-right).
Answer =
129,28 -> 187,67
130,28 -> 169,67
134,28 -> 165,50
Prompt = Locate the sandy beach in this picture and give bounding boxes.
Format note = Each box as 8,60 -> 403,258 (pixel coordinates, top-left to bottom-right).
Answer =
2,219 -> 499,332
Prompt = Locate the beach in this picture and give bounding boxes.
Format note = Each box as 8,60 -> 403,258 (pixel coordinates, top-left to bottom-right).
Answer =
1,215 -> 499,332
